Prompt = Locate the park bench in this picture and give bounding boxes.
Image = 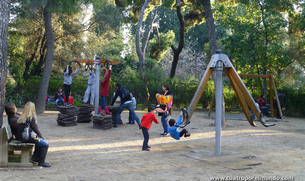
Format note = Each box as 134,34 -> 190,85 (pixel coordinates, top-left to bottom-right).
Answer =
0,126 -> 34,167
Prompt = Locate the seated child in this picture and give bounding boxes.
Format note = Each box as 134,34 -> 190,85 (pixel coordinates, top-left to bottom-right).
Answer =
140,104 -> 159,151
4,103 -> 20,138
168,112 -> 191,140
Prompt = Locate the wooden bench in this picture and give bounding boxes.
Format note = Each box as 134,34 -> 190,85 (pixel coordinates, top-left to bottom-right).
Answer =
0,127 -> 34,167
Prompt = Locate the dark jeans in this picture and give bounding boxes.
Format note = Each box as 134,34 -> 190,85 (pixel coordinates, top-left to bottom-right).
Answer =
115,102 -> 140,126
64,84 -> 71,104
100,96 -> 107,110
161,114 -> 169,134
56,98 -> 64,107
129,112 -> 135,124
179,129 -> 188,137
141,127 -> 149,149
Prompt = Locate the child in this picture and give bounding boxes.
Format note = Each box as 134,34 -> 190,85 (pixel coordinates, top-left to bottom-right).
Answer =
64,64 -> 80,106
168,112 -> 191,140
128,92 -> 137,124
82,67 -> 95,106
140,104 -> 159,151
4,103 -> 20,138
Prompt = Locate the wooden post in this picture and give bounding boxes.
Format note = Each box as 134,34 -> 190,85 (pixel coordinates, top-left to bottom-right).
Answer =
271,76 -> 283,118
187,65 -> 213,119
0,128 -> 8,167
269,75 -> 274,117
227,70 -> 255,126
208,94 -> 215,116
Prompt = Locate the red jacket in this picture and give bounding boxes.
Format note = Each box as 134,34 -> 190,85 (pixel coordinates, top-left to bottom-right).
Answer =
140,112 -> 159,130
257,96 -> 266,109
100,69 -> 112,96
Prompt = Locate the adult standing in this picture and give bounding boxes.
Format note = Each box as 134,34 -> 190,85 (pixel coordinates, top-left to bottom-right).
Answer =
159,83 -> 173,136
83,67 -> 95,106
99,65 -> 112,116
111,83 -> 141,128
63,64 -> 80,106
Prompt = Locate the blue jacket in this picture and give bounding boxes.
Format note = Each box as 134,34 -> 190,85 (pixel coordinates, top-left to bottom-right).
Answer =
168,115 -> 182,140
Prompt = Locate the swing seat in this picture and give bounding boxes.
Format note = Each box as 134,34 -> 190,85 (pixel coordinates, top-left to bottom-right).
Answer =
258,113 -> 276,127
176,108 -> 190,128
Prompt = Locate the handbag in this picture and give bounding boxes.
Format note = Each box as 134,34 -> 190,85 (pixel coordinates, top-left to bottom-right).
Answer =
22,118 -> 37,141
22,120 -> 31,141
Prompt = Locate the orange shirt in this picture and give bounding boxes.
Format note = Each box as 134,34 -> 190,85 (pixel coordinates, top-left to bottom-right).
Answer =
140,112 -> 159,130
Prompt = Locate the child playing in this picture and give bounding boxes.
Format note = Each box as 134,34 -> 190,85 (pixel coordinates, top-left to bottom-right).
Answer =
140,104 -> 159,151
64,64 -> 80,106
168,112 -> 191,140
128,92 -> 137,124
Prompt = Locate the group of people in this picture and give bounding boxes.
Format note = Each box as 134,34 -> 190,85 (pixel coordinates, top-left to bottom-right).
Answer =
54,61 -> 112,116
5,102 -> 51,167
109,82 -> 191,151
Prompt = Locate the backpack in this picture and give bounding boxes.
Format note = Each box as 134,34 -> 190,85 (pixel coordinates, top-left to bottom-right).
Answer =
121,88 -> 130,99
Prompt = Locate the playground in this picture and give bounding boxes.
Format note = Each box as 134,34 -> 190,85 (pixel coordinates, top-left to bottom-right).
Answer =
0,110 -> 303,180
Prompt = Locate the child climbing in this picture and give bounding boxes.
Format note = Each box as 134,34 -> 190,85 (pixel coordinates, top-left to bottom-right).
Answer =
99,65 -> 112,116
83,66 -> 95,106
64,64 -> 80,106
140,104 -> 159,151
168,111 -> 191,140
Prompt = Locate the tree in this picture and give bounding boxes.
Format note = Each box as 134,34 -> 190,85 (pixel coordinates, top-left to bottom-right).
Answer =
214,1 -> 295,94
12,0 -> 89,114
0,0 -> 10,127
200,0 -> 218,55
35,1 -> 55,114
136,0 -> 159,107
169,0 -> 185,78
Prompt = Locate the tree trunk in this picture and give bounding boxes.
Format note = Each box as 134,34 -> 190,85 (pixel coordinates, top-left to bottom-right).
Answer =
200,0 -> 218,54
169,0 -> 185,78
135,1 -> 159,108
0,0 -> 10,128
136,0 -> 151,79
35,2 -> 55,114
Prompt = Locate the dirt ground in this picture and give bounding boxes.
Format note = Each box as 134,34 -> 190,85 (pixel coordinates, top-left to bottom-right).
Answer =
1,109 -> 304,181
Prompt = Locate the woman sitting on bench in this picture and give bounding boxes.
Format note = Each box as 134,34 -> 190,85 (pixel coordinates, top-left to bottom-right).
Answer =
16,102 -> 51,167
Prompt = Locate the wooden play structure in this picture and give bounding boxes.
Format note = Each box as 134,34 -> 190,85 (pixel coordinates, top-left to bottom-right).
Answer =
70,58 -> 123,115
208,74 -> 283,119
187,50 -> 275,155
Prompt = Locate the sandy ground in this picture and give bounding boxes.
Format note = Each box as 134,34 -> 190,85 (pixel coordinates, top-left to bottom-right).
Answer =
0,110 -> 304,181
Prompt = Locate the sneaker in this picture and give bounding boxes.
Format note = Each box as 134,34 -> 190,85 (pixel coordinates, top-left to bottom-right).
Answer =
185,133 -> 191,137
160,133 -> 165,136
142,148 -> 150,151
163,133 -> 170,137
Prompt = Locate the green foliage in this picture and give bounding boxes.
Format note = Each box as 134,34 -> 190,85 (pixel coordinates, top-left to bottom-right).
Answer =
214,2 -> 291,77
147,30 -> 175,61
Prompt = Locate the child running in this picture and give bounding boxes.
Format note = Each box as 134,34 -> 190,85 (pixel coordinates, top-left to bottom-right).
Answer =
168,112 -> 191,140
140,104 -> 159,151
